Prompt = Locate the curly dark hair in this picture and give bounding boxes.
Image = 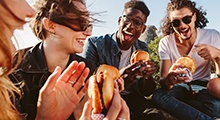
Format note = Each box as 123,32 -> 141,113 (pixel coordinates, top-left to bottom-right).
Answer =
124,0 -> 150,20
161,0 -> 209,36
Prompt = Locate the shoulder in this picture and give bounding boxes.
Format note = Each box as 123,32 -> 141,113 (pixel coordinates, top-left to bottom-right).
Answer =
13,43 -> 45,71
135,40 -> 148,49
136,39 -> 147,45
88,34 -> 114,44
198,28 -> 220,36
159,34 -> 175,45
13,47 -> 33,65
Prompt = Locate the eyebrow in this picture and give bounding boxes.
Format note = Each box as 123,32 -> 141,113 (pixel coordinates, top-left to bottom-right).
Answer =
125,15 -> 144,21
171,13 -> 193,19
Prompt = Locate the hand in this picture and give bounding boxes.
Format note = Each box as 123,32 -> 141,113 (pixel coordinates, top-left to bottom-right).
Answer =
36,61 -> 90,120
79,85 -> 130,120
120,60 -> 155,85
142,60 -> 156,79
120,61 -> 142,81
166,63 -> 190,85
115,77 -> 125,92
192,44 -> 220,60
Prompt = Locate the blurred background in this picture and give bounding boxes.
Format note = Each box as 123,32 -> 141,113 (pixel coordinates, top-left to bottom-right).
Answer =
14,0 -> 220,49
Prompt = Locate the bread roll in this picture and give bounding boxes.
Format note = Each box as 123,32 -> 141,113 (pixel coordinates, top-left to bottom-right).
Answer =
175,56 -> 196,73
130,50 -> 150,64
88,64 -> 120,114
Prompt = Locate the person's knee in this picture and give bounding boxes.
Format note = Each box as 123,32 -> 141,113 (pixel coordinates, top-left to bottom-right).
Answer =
207,78 -> 220,99
152,89 -> 165,104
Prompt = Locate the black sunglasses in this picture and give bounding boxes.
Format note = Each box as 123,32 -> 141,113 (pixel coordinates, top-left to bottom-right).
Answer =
71,24 -> 93,32
170,14 -> 194,27
63,23 -> 93,33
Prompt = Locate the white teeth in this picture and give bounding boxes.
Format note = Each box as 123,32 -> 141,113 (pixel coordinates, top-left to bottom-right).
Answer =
77,40 -> 85,43
124,31 -> 133,35
181,28 -> 189,33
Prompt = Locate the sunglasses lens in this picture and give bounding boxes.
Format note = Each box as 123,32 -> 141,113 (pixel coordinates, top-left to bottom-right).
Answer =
171,20 -> 180,27
182,16 -> 192,24
85,24 -> 93,33
171,15 -> 192,27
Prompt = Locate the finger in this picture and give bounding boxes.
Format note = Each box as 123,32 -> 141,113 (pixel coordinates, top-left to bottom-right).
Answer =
170,63 -> 184,72
116,78 -> 124,91
73,67 -> 90,90
79,99 -> 92,120
77,80 -> 89,99
114,80 -> 119,90
40,66 -> 62,95
118,98 -> 130,119
105,89 -> 121,119
204,55 -> 210,60
197,48 -> 207,55
130,61 -> 143,70
192,45 -> 201,53
59,61 -> 78,82
69,62 -> 86,82
193,44 -> 207,53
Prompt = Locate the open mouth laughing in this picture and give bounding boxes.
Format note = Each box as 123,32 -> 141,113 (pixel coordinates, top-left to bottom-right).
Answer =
123,30 -> 134,41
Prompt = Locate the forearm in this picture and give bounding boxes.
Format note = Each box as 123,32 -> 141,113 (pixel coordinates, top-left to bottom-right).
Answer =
214,57 -> 220,75
160,77 -> 173,90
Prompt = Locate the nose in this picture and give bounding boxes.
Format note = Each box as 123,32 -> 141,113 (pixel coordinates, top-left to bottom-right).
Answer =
83,30 -> 92,36
127,22 -> 135,29
26,8 -> 36,18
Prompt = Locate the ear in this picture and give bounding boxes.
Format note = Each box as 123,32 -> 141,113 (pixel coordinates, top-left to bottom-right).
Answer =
193,12 -> 197,22
141,25 -> 146,33
42,17 -> 55,33
118,16 -> 122,25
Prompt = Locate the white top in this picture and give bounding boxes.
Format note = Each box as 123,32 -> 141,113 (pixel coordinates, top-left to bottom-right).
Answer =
119,47 -> 132,70
159,28 -> 220,81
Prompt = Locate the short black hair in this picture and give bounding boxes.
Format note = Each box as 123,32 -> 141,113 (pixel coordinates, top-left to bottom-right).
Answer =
124,0 -> 150,18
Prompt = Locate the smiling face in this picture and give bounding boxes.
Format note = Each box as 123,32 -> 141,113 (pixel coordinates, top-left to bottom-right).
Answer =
54,22 -> 92,54
43,1 -> 92,54
59,1 -> 92,54
169,7 -> 197,41
117,8 -> 146,50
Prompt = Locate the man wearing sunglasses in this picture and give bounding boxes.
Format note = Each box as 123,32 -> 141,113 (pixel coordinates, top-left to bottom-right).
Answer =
81,1 -> 166,120
152,0 -> 220,119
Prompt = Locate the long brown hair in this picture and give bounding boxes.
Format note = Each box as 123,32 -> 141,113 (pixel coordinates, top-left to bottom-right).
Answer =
0,21 -> 21,120
0,0 -> 24,119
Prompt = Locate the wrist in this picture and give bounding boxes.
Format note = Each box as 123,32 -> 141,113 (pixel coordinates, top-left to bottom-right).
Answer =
160,78 -> 173,89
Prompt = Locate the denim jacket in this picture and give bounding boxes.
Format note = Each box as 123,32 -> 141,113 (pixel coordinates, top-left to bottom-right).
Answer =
9,42 -> 95,120
81,33 -> 155,119
81,32 -> 149,68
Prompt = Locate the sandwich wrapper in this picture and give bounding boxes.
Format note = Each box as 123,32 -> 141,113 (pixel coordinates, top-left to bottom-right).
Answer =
91,114 -> 105,120
177,68 -> 193,82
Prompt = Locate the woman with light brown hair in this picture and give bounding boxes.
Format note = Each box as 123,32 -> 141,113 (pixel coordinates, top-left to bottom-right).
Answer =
0,0 -> 35,119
